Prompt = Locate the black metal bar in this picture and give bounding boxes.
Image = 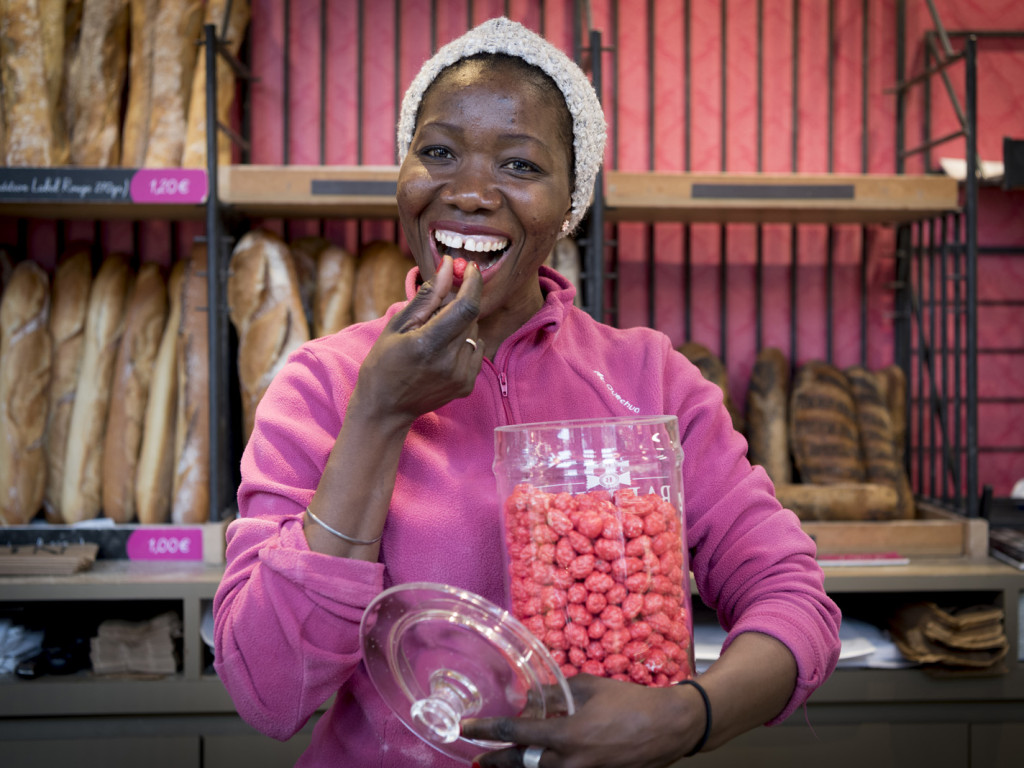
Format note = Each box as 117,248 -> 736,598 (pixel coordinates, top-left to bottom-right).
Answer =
321,0 -> 329,167
282,2 -> 290,164
895,0 -> 905,173
938,214 -> 950,500
886,49 -> 966,93
899,129 -> 967,159
951,213 -> 963,506
585,27 -> 605,324
925,0 -> 955,57
861,0 -> 869,173
826,226 -> 833,363
828,0 -> 834,173
964,36 -> 980,516
203,23 -> 229,522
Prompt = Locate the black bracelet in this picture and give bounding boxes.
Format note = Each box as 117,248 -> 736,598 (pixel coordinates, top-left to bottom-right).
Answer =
676,679 -> 711,757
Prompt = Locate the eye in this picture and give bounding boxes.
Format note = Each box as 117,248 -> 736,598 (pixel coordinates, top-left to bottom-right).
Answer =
420,146 -> 454,160
503,158 -> 541,174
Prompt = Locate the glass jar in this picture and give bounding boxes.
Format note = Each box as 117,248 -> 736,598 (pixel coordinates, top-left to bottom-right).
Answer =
493,416 -> 695,686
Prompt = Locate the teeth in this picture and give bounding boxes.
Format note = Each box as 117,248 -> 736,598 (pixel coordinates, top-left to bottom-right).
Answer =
434,229 -> 509,254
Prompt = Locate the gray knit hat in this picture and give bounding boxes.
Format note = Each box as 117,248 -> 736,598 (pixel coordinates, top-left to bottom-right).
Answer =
397,16 -> 607,236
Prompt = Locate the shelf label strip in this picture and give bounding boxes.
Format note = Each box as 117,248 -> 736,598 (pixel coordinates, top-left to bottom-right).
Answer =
0,167 -> 208,205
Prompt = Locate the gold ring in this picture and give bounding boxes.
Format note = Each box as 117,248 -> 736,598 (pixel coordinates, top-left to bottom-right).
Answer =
465,338 -> 478,351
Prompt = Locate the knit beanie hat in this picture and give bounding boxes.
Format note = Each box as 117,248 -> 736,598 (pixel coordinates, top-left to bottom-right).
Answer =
397,16 -> 607,236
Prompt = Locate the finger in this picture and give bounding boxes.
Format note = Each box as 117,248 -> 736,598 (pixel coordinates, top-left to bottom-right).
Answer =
460,716 -> 552,753
427,260 -> 483,345
390,255 -> 454,333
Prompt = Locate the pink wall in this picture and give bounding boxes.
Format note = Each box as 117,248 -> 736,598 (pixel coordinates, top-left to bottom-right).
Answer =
243,0 -> 1022,496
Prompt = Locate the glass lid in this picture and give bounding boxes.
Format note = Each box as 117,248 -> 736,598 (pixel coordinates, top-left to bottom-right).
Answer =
360,582 -> 575,764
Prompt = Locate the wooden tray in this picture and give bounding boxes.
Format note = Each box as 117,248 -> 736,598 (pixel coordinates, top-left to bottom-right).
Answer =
801,502 -> 989,558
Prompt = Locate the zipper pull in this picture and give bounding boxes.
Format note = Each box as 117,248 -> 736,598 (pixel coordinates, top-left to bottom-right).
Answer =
499,371 -> 509,397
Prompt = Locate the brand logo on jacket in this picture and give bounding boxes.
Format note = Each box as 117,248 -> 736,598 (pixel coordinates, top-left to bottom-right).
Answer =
593,370 -> 641,413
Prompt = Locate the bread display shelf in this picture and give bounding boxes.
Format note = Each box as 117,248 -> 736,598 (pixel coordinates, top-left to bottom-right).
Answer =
0,167 -> 208,219
218,164 -> 400,218
604,171 -> 960,223
214,166 -> 961,224
802,503 -> 991,559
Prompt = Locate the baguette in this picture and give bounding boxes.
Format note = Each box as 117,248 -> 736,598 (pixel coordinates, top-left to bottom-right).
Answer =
102,263 -> 168,523
745,347 -> 791,485
43,245 -> 93,523
677,341 -> 744,433
775,482 -> 901,521
789,361 -> 865,484
120,0 -> 160,167
227,229 -> 310,441
66,0 -> 130,166
352,240 -> 414,323
312,242 -> 356,337
181,0 -> 250,169
61,254 -> 133,523
172,247 -> 208,524
0,261 -> 52,525
142,0 -> 202,167
40,0 -> 69,165
135,259 -> 184,524
1,0 -> 55,165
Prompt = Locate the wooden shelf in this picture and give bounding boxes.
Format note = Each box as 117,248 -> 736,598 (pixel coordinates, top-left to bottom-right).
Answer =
218,164 -> 400,219
603,171 -> 960,224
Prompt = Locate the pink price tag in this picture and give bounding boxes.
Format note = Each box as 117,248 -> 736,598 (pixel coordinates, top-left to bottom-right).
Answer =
126,528 -> 203,561
130,169 -> 208,204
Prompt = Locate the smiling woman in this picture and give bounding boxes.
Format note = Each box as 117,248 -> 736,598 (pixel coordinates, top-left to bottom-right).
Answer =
213,16 -> 841,768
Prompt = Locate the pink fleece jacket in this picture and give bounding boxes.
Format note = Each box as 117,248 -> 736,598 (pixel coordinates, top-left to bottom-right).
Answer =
214,267 -> 841,767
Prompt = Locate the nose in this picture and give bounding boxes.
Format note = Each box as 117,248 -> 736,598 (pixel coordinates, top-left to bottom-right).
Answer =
439,159 -> 501,212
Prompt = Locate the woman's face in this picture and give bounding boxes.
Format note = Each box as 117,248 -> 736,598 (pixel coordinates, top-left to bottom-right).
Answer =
397,58 -> 573,330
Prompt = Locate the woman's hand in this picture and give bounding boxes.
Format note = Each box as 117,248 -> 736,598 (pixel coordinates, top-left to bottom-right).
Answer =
461,674 -> 706,768
352,255 -> 486,424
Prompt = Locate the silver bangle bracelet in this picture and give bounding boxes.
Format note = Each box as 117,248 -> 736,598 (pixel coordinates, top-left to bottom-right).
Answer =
305,507 -> 382,546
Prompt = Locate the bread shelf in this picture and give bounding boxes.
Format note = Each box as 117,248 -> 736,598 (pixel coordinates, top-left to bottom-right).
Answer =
603,171 -> 960,224
218,164 -> 400,218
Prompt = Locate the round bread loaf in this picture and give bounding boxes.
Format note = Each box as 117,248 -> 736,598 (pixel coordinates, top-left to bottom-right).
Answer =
745,347 -> 791,485
352,241 -> 414,323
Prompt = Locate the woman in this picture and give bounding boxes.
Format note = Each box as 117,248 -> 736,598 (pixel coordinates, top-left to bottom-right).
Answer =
214,17 -> 841,768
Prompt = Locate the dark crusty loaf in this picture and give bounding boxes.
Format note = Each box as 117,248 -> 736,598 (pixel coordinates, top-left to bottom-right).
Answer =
102,263 -> 168,523
172,248 -> 209,524
61,253 -> 133,523
745,347 -> 791,485
352,241 -> 414,323
847,365 -> 915,519
135,259 -> 184,524
227,229 -> 310,442
43,245 -> 92,523
789,361 -> 865,485
775,482 -> 901,521
677,341 -> 744,433
0,261 -> 52,525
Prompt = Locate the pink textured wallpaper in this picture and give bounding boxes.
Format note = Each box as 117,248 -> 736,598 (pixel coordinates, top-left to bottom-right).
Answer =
243,0 -> 1022,496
